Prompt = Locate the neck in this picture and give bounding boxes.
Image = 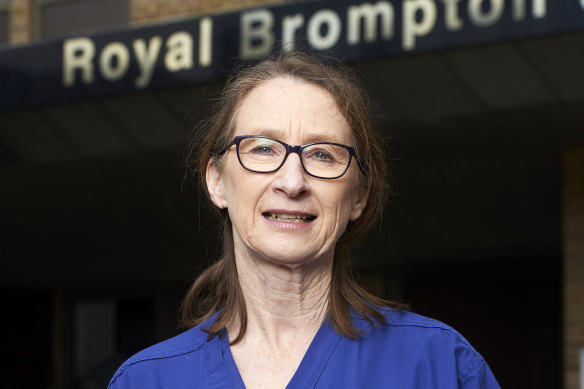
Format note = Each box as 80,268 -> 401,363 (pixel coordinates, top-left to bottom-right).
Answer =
228,249 -> 333,346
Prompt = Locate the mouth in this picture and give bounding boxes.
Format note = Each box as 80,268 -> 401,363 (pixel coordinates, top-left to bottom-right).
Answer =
263,212 -> 317,223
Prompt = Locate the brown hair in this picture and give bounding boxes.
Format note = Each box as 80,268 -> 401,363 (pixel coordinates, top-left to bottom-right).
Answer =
181,51 -> 403,344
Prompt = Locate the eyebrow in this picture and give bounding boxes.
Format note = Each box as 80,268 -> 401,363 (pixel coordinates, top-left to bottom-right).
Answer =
245,129 -> 348,145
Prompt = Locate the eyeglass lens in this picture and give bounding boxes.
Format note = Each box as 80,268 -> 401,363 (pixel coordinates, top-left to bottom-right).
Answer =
237,137 -> 351,178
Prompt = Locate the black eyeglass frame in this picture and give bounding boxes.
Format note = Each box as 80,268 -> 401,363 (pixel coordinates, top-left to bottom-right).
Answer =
227,135 -> 357,180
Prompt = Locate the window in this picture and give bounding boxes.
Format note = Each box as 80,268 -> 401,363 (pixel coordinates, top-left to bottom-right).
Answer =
0,0 -> 9,45
34,0 -> 129,40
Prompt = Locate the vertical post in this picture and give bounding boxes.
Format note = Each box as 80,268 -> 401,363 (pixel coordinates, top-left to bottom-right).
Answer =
563,148 -> 584,389
53,289 -> 75,388
580,348 -> 584,389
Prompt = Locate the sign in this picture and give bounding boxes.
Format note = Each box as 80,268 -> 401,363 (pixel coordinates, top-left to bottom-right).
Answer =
1,0 -> 584,109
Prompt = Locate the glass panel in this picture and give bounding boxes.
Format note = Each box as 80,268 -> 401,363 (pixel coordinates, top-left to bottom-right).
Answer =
40,0 -> 129,40
0,11 -> 8,45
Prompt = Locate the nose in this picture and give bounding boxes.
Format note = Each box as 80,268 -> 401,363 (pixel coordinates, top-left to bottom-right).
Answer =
272,152 -> 310,198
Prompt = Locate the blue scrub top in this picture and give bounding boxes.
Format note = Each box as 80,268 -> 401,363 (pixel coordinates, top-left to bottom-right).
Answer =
108,309 -> 500,388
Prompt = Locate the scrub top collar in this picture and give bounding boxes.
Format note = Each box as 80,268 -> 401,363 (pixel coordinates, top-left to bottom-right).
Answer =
204,318 -> 342,388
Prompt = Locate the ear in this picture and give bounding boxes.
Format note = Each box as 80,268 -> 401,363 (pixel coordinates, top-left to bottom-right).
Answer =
206,159 -> 228,209
349,185 -> 368,221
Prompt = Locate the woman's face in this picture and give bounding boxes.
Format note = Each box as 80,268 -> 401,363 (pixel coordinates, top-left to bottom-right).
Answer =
207,77 -> 366,267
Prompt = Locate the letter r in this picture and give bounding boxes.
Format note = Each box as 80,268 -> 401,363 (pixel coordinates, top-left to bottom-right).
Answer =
63,37 -> 95,87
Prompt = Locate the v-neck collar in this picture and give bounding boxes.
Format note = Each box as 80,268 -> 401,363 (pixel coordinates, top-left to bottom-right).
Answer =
206,319 -> 341,389
285,319 -> 341,388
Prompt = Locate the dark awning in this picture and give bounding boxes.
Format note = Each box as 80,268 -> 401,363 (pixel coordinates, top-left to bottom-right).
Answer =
2,0 -> 584,109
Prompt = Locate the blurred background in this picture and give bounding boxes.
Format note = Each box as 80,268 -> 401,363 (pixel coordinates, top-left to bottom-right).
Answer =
0,0 -> 582,388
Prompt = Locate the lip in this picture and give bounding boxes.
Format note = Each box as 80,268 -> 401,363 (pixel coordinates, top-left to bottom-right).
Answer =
262,209 -> 317,230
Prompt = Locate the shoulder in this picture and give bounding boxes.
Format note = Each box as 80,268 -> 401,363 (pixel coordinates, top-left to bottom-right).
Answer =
382,308 -> 469,340
349,309 -> 499,387
107,322 -> 210,389
116,324 -> 208,368
354,307 -> 468,340
354,308 -> 469,342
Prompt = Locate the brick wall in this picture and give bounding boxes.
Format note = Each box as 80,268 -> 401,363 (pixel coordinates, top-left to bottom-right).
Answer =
130,0 -> 283,25
7,0 -> 284,44
564,147 -> 584,389
9,0 -> 31,44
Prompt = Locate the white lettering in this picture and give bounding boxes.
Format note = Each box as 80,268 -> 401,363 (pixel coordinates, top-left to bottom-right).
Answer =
512,0 -> 526,20
240,9 -> 274,59
402,0 -> 437,50
62,0 -> 556,89
99,42 -> 130,81
165,32 -> 193,72
307,9 -> 342,50
532,0 -> 546,18
512,0 -> 547,21
347,1 -> 394,44
199,17 -> 213,67
63,37 -> 95,87
133,37 -> 162,89
442,0 -> 463,30
282,14 -> 304,52
468,0 -> 504,27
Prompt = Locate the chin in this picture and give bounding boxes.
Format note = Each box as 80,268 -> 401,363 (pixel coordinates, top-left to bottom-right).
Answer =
263,250 -> 314,265
257,245 -> 332,268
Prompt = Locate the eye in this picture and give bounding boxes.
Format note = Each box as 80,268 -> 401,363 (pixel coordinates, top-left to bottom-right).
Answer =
314,151 -> 332,160
305,148 -> 336,163
251,144 -> 275,154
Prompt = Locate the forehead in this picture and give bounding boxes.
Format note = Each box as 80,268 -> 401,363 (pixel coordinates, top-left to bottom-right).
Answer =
233,77 -> 352,144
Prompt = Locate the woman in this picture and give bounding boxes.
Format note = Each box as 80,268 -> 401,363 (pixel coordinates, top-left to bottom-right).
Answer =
109,52 -> 500,388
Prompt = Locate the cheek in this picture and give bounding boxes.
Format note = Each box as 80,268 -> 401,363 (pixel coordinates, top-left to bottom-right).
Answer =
324,186 -> 358,225
224,172 -> 265,220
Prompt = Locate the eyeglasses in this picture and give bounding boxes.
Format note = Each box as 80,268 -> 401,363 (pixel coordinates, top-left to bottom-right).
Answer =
226,135 -> 357,179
